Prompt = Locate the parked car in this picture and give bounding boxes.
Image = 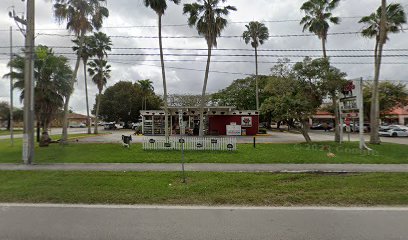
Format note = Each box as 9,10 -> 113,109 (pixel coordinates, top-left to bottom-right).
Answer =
69,123 -> 86,128
379,128 -> 408,137
132,122 -> 142,130
103,122 -> 117,130
310,123 -> 333,131
388,125 -> 408,130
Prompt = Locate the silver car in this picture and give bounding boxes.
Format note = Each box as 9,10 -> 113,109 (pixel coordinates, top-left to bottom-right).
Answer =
379,128 -> 408,137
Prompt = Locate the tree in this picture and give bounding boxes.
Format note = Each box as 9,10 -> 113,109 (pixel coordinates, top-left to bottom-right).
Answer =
300,0 -> 340,58
261,61 -> 323,143
138,79 -> 154,110
5,46 -> 73,145
300,0 -> 341,142
359,2 -> 406,144
0,102 -> 10,129
95,81 -> 162,123
53,0 -> 109,143
183,0 -> 237,136
363,81 -> 408,120
73,35 -> 94,134
211,76 -> 269,110
88,31 -> 112,134
242,21 -> 269,111
88,59 -> 111,134
144,0 -> 180,139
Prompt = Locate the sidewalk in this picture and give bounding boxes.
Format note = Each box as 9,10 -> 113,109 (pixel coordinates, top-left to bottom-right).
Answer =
1,163 -> 408,173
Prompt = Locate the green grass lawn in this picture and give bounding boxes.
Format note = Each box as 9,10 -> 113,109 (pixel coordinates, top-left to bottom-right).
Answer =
0,130 -> 23,136
0,140 -> 407,164
0,171 -> 407,206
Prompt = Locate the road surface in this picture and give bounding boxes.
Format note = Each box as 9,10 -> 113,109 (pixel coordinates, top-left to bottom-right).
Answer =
0,204 -> 407,240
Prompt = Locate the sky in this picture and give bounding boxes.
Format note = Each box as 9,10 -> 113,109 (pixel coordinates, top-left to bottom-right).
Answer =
0,0 -> 407,115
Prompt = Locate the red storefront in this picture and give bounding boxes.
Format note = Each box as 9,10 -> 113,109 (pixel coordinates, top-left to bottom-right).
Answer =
141,107 -> 259,136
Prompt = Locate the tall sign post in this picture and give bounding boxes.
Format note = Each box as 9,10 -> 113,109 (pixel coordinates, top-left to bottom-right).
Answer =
178,110 -> 186,183
339,78 -> 371,150
23,0 -> 35,164
9,26 -> 14,146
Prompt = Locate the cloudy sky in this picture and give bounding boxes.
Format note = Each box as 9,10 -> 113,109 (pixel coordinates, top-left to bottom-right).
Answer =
0,0 -> 407,114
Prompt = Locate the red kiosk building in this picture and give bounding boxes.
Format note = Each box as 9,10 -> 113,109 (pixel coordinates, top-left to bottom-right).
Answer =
140,106 -> 259,136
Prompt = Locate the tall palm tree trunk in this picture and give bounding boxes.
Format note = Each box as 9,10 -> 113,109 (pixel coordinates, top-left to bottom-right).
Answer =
61,31 -> 85,144
370,0 -> 387,144
322,37 -> 327,58
255,46 -> 259,111
158,14 -> 169,138
94,89 -> 102,134
199,43 -> 212,137
84,60 -> 91,134
323,37 -> 340,142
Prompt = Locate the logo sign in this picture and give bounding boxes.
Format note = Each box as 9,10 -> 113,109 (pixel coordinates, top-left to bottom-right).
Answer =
211,139 -> 218,144
179,139 -> 185,144
149,139 -> 156,144
227,144 -> 234,149
241,116 -> 253,127
164,143 -> 171,148
197,143 -> 203,148
341,81 -> 356,98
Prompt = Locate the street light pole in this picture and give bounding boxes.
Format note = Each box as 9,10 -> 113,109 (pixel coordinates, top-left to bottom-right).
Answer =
23,0 -> 35,164
9,26 -> 14,146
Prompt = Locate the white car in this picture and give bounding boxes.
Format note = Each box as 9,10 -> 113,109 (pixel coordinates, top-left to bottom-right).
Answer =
388,125 -> 408,131
379,128 -> 408,137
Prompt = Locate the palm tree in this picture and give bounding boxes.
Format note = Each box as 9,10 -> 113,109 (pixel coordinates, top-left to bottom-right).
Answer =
88,59 -> 111,134
300,0 -> 340,58
138,79 -> 154,110
242,21 -> 269,111
300,0 -> 341,142
73,35 -> 94,134
88,32 -> 112,134
144,0 -> 180,139
5,46 -> 73,146
53,0 -> 109,143
183,0 -> 237,136
359,2 -> 406,144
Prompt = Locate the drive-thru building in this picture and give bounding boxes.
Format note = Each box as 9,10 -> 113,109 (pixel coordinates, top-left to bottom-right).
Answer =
140,106 -> 259,136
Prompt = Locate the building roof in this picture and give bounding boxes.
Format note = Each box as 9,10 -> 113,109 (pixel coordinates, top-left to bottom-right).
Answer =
68,113 -> 91,119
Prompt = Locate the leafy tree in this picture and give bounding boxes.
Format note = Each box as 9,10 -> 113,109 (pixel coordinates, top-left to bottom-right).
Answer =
88,59 -> 111,133
183,0 -> 237,136
363,81 -> 408,120
4,46 -> 73,145
95,81 -> 162,123
211,76 -> 270,110
300,0 -> 340,58
242,21 -> 269,110
300,0 -> 341,142
73,35 -> 94,134
138,79 -> 154,110
261,62 -> 322,143
144,0 -> 180,139
359,2 -> 406,144
53,0 -> 109,143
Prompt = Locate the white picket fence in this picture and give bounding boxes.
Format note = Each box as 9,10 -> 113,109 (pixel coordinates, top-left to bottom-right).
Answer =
143,137 -> 237,151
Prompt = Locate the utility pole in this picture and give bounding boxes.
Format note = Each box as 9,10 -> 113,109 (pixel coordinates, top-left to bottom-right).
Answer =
9,26 -> 14,146
23,0 -> 35,164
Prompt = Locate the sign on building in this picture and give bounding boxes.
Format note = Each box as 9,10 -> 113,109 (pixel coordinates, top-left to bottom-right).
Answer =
241,116 -> 253,127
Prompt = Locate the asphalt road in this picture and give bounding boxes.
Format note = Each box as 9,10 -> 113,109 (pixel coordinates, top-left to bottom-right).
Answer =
0,204 -> 407,240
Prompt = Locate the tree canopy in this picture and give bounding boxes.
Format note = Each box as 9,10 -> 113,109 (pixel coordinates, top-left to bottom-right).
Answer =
94,81 -> 162,123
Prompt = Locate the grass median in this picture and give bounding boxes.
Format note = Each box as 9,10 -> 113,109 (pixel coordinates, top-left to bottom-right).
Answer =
0,171 -> 407,206
0,139 -> 407,164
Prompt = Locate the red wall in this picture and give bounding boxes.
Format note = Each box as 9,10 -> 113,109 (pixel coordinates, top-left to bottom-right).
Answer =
208,115 -> 259,136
